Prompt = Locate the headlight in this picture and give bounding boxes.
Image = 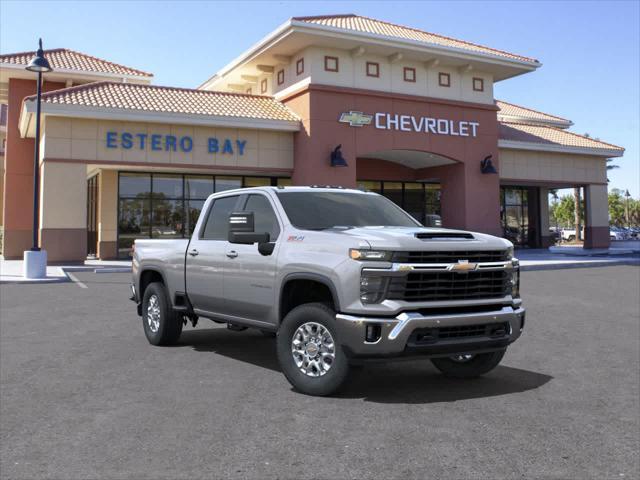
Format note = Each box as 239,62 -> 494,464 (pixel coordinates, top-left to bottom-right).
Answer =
360,275 -> 389,304
349,249 -> 393,261
510,261 -> 520,298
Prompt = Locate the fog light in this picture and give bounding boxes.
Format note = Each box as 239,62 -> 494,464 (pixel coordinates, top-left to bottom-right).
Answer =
360,275 -> 388,304
365,324 -> 382,343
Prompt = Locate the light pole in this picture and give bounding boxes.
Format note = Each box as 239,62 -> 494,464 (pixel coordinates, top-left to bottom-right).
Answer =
625,189 -> 631,229
23,39 -> 52,279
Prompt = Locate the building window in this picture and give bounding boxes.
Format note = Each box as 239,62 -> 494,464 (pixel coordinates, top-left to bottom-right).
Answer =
357,180 -> 441,225
260,78 -> 268,94
473,77 -> 484,92
296,58 -> 304,75
403,67 -> 416,82
245,88 -> 252,94
277,69 -> 284,85
324,56 -> 339,72
366,62 -> 380,78
438,72 -> 450,87
117,173 -> 290,258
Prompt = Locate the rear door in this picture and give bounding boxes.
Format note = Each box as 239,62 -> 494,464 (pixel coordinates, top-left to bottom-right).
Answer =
185,194 -> 242,315
223,193 -> 282,323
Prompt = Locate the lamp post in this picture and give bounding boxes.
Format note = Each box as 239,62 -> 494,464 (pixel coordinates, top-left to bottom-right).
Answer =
624,189 -> 631,230
23,39 -> 52,279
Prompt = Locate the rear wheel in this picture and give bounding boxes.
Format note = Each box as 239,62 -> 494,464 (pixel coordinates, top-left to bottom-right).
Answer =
430,350 -> 506,378
276,303 -> 350,396
142,282 -> 182,346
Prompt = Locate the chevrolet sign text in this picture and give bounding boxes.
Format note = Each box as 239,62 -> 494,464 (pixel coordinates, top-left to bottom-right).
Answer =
374,113 -> 479,137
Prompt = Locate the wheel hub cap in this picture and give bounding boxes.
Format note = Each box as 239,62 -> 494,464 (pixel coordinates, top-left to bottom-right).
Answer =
147,295 -> 161,333
291,322 -> 335,377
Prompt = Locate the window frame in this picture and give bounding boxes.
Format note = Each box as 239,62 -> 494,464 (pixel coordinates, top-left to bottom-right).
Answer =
403,67 -> 416,83
277,69 -> 284,85
296,58 -> 304,76
438,72 -> 451,87
366,61 -> 380,78
472,77 -> 484,92
324,55 -> 339,73
260,78 -> 268,94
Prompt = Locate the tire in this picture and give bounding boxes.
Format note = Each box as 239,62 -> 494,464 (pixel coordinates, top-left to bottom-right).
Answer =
430,349 -> 506,379
141,282 -> 183,346
567,235 -> 575,242
276,303 -> 350,396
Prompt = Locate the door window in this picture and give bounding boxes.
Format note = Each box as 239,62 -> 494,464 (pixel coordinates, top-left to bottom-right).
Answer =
244,194 -> 280,240
200,196 -> 240,240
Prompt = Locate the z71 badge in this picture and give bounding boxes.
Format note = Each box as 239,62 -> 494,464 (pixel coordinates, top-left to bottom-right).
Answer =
287,235 -> 305,242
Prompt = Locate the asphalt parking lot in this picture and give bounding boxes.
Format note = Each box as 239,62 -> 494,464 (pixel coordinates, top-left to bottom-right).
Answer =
1,266 -> 639,479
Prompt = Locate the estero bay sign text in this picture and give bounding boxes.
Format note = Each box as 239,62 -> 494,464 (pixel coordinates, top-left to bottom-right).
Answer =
105,131 -> 248,155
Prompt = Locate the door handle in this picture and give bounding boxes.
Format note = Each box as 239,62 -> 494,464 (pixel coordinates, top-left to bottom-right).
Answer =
188,249 -> 199,257
226,250 -> 238,259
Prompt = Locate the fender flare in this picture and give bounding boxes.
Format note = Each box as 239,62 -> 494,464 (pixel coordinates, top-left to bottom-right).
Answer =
279,272 -> 342,318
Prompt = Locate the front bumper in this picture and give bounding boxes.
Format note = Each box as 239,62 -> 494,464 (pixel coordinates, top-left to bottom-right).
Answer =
335,305 -> 525,358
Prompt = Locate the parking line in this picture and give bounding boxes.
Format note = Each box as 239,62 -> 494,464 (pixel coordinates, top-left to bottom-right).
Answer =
66,272 -> 88,289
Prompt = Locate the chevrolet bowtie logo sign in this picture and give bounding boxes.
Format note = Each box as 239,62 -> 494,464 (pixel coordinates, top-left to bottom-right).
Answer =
449,260 -> 478,273
338,111 -> 373,127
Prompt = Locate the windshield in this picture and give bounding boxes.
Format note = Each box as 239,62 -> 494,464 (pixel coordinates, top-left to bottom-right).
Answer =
276,191 -> 420,230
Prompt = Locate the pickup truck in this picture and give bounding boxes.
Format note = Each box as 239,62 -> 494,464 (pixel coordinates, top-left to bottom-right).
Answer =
131,186 -> 525,396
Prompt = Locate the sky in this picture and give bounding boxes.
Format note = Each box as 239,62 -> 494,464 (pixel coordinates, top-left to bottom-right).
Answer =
1,0 -> 638,197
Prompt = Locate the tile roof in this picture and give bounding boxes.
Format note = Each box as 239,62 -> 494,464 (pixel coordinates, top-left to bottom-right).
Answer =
26,81 -> 299,122
499,122 -> 624,154
293,14 -> 538,64
496,100 -> 571,127
0,48 -> 152,78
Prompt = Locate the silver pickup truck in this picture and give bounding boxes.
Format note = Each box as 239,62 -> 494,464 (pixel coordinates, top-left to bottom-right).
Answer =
131,186 -> 525,396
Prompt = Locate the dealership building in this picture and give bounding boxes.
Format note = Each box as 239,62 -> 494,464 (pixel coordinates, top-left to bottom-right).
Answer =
0,14 -> 624,261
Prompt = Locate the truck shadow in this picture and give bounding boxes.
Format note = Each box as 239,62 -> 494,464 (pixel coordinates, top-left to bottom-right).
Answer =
180,328 -> 553,404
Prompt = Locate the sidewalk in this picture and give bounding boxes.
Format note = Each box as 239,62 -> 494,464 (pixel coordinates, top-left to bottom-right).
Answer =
0,258 -> 132,284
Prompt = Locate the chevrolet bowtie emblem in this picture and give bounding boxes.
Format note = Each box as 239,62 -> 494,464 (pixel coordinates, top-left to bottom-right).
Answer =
449,260 -> 478,273
339,111 -> 373,127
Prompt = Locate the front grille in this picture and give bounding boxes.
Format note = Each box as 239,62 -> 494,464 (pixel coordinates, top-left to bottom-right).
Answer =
408,322 -> 510,347
387,270 -> 510,302
392,250 -> 508,264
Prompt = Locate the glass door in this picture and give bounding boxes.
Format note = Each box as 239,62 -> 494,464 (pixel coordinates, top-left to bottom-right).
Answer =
86,175 -> 99,257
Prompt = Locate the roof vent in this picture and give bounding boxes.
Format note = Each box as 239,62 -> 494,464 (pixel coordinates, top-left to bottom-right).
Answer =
415,232 -> 474,240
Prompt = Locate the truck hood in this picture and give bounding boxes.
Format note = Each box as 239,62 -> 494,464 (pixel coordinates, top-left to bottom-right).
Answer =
323,226 -> 511,251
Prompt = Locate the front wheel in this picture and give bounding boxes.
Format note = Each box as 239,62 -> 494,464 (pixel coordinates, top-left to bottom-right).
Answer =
430,350 -> 506,378
276,303 -> 350,396
142,282 -> 182,346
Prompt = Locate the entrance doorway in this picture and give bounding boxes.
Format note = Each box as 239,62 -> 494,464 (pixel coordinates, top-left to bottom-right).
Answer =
87,175 -> 99,257
500,186 -> 540,247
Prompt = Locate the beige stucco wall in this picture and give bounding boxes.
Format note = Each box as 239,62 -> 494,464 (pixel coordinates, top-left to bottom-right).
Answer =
42,117 -> 294,171
272,46 -> 494,104
39,161 -> 86,229
98,169 -> 118,243
499,148 -> 607,184
585,184 -> 609,228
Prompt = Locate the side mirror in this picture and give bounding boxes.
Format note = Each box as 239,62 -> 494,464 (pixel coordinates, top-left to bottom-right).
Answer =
228,212 -> 270,244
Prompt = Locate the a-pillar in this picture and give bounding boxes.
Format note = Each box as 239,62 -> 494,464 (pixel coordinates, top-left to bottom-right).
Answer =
97,170 -> 118,259
539,187 -> 553,247
584,184 -> 610,249
39,161 -> 87,262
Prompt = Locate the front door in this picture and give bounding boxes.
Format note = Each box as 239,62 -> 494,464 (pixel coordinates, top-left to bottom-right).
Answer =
223,193 -> 282,324
86,175 -> 99,257
185,194 -> 242,315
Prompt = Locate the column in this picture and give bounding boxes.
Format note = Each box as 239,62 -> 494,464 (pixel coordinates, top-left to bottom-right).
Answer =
539,187 -> 552,247
39,161 -> 87,262
584,184 -> 610,249
98,170 -> 118,259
